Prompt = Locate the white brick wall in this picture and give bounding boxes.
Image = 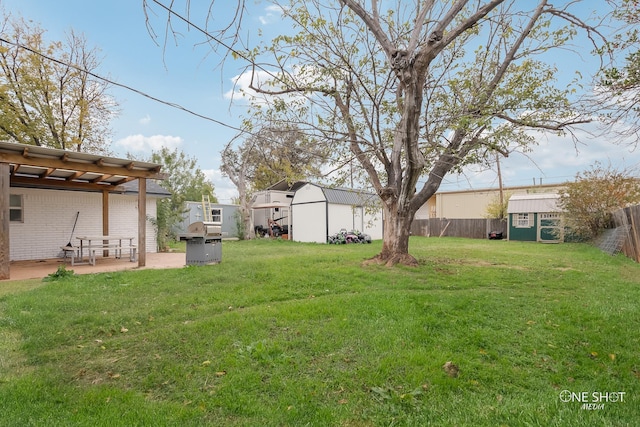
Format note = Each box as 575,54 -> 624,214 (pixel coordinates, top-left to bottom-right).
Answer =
9,188 -> 159,261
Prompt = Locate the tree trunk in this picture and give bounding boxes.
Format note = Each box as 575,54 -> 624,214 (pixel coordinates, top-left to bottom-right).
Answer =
367,202 -> 418,267
241,204 -> 252,240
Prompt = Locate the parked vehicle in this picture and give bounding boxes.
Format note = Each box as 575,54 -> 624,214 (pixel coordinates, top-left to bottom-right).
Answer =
255,217 -> 289,238
488,231 -> 504,240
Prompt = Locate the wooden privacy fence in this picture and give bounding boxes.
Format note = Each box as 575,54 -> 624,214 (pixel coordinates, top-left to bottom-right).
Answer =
411,218 -> 507,239
611,205 -> 640,262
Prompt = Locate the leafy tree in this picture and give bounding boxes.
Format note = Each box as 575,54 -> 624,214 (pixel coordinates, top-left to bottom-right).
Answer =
558,163 -> 640,240
147,1 -> 606,265
223,125 -> 324,192
484,192 -> 512,220
148,147 -> 217,249
0,15 -> 116,153
598,0 -> 640,143
250,126 -> 325,191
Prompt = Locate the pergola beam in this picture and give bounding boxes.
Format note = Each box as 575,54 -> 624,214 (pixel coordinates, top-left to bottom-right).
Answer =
0,151 -> 162,179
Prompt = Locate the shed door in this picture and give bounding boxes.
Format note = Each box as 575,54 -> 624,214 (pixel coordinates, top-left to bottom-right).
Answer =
291,202 -> 327,243
538,213 -> 562,243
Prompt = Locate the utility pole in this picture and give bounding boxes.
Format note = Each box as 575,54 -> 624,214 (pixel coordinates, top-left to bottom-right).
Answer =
350,159 -> 354,189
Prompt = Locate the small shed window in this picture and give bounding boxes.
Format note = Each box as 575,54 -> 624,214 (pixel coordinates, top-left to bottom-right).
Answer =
211,208 -> 222,223
540,213 -> 560,220
10,194 -> 23,222
515,213 -> 532,228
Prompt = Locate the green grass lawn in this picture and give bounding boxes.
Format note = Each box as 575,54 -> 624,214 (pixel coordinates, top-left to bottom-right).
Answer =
1,237 -> 639,426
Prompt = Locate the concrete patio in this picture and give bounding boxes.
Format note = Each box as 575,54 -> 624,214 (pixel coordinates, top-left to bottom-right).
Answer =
2,252 -> 187,281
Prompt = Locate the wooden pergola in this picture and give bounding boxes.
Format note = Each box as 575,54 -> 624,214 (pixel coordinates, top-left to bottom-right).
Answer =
0,141 -> 165,280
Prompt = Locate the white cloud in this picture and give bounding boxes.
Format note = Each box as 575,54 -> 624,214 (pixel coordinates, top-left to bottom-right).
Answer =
224,65 -> 324,108
265,5 -> 285,13
507,126 -> 639,176
139,114 -> 151,125
115,134 -> 183,153
224,69 -> 282,102
259,5 -> 284,25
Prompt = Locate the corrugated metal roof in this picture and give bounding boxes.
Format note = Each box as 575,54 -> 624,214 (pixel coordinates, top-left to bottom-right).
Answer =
120,180 -> 172,197
266,179 -> 307,192
321,186 -> 378,206
0,140 -> 165,191
507,193 -> 562,214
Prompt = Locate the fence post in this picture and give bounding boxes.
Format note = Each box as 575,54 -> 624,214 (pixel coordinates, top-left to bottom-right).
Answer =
629,206 -> 640,262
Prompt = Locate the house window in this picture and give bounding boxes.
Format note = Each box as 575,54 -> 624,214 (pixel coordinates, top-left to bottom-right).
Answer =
515,213 -> 532,228
211,208 -> 222,223
10,194 -> 23,222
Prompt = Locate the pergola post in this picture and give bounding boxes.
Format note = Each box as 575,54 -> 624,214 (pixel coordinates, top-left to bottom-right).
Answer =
102,190 -> 109,258
0,162 -> 9,280
138,177 -> 147,267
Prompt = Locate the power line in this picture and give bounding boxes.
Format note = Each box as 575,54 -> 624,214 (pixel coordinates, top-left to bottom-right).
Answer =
0,0 -> 307,147
0,2 -> 325,156
0,36 -> 246,134
146,0 -> 292,98
0,33 -> 339,173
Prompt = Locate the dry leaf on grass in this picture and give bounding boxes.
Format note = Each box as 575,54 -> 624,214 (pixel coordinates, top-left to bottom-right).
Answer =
443,361 -> 459,378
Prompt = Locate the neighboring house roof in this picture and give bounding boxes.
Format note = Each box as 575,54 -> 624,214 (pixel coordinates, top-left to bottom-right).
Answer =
120,180 -> 172,197
436,182 -> 566,196
185,201 -> 240,208
507,193 -> 562,214
266,179 -> 308,192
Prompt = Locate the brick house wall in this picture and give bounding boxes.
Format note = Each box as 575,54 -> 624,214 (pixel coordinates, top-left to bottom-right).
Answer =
9,187 -> 158,261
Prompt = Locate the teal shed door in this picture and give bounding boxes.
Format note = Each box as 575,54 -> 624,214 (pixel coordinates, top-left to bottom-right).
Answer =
538,213 -> 562,243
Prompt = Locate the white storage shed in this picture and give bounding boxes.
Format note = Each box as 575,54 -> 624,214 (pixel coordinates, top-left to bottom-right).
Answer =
290,183 -> 383,243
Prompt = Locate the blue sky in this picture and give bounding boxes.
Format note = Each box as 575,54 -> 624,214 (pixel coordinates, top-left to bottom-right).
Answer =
1,0 -> 639,202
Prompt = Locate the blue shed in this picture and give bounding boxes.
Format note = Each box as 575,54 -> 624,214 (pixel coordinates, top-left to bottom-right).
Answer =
176,202 -> 240,239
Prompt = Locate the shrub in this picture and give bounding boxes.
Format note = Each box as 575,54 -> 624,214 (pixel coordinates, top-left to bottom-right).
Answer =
559,163 -> 640,240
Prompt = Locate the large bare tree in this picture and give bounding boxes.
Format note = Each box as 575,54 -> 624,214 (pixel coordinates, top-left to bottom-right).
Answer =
146,0 -> 606,265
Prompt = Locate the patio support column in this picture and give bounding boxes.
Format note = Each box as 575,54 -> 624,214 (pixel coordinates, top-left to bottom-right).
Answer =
0,162 -> 10,280
102,190 -> 109,258
138,177 -> 146,267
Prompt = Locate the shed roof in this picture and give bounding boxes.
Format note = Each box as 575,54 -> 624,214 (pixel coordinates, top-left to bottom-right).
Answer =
321,186 -> 378,206
507,193 -> 562,214
267,180 -> 379,206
